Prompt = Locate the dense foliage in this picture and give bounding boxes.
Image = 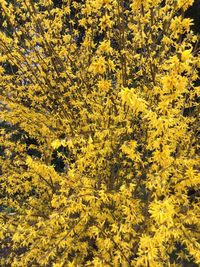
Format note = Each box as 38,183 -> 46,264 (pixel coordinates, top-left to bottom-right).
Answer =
0,0 -> 199,266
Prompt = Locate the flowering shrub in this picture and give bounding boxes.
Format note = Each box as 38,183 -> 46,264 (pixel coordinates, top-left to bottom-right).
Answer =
0,0 -> 199,266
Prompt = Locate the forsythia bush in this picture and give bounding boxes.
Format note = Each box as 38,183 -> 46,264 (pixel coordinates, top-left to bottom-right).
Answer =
0,0 -> 199,266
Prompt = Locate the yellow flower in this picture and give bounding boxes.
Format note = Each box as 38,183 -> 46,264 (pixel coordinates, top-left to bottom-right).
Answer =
98,40 -> 113,54
181,49 -> 192,62
97,79 -> 111,91
51,139 -> 66,149
88,56 -> 107,75
99,14 -> 112,30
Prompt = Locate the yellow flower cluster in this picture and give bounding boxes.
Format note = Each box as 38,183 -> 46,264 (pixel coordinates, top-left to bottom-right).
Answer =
0,0 -> 199,266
